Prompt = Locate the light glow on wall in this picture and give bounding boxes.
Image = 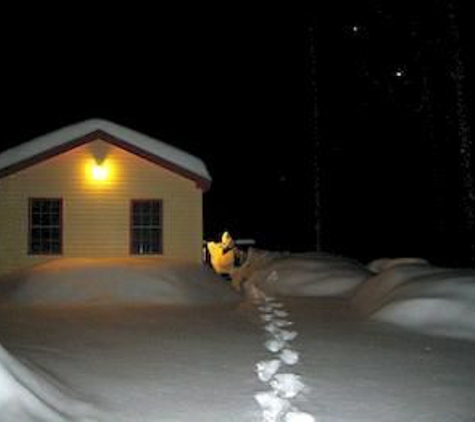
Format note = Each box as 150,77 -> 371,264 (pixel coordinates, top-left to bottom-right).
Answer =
85,159 -> 114,185
92,164 -> 109,181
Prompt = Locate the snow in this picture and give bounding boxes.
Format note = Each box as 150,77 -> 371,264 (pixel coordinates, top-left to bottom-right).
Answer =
233,249 -> 371,299
366,257 -> 430,273
253,294 -> 314,420
236,250 -> 475,342
285,412 -> 317,422
254,391 -> 290,421
0,258 -> 238,306
269,373 -> 305,399
0,343 -> 97,421
256,359 -> 281,382
352,262 -> 475,341
0,118 -> 211,182
0,253 -> 475,421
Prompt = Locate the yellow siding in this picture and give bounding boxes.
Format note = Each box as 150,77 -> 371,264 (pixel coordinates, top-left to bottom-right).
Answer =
0,140 -> 203,276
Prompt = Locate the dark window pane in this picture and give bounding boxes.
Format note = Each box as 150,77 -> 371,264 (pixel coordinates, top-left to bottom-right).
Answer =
31,228 -> 41,240
40,202 -> 50,213
41,228 -> 50,240
151,234 -> 161,253
131,201 -> 162,255
32,213 -> 41,226
151,213 -> 160,226
133,213 -> 141,226
51,212 -> 60,226
52,228 -> 60,241
141,202 -> 150,214
30,199 -> 62,255
40,214 -> 51,226
144,231 -> 151,247
141,213 -> 150,226
151,202 -> 159,214
31,202 -> 41,213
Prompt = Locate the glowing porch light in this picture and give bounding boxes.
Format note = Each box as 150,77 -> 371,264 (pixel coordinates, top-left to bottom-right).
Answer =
84,157 -> 114,186
91,164 -> 109,181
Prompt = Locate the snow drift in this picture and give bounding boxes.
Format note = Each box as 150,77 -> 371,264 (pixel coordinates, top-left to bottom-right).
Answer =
233,249 -> 371,299
0,258 -> 238,306
0,343 -> 97,421
352,261 -> 475,341
233,250 -> 475,342
367,257 -> 430,273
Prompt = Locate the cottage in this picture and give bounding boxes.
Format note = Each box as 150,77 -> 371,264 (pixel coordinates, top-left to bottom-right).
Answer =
0,119 -> 211,276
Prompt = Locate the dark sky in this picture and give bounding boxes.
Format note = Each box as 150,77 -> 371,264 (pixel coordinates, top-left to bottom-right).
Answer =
2,2 -> 473,264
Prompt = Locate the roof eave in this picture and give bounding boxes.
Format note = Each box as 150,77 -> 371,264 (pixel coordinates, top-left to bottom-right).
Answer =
0,130 -> 212,191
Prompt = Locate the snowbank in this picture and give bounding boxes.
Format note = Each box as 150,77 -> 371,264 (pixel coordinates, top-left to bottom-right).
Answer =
0,343 -> 97,421
367,257 -> 430,273
352,262 -> 442,314
0,258 -> 238,306
233,249 -> 371,300
234,249 -> 475,342
352,262 -> 475,341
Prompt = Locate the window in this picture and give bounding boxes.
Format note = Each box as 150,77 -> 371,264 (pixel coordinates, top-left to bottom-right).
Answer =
131,200 -> 162,254
29,199 -> 62,255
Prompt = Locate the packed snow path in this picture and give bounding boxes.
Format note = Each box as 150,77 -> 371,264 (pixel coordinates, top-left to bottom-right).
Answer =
1,301 -> 475,421
253,271 -> 316,422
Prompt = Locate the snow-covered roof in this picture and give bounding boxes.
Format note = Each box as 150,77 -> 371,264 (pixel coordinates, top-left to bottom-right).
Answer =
0,119 -> 211,189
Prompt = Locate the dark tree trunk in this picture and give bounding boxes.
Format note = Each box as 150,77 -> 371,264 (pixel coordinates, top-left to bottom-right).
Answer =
446,0 -> 474,265
307,23 -> 323,252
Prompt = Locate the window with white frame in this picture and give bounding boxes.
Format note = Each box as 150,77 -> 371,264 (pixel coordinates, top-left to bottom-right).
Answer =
29,198 -> 62,255
131,200 -> 162,254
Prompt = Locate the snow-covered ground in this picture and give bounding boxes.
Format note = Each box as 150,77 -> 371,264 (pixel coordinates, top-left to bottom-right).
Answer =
0,258 -> 238,306
232,250 -> 371,299
1,254 -> 475,421
235,249 -> 475,342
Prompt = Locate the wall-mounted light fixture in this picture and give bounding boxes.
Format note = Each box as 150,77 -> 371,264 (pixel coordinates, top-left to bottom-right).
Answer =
91,164 -> 109,181
85,159 -> 113,185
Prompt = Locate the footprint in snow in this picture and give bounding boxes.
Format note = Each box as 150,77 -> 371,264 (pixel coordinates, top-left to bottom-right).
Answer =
266,271 -> 279,283
265,324 -> 281,334
256,359 -> 281,382
265,338 -> 286,353
254,391 -> 290,422
264,296 -> 277,302
273,319 -> 293,328
270,373 -> 305,399
285,411 -> 317,422
261,313 -> 275,322
255,290 -> 315,422
275,329 -> 298,342
273,310 -> 289,318
279,349 -> 299,365
265,323 -> 294,336
259,305 -> 276,313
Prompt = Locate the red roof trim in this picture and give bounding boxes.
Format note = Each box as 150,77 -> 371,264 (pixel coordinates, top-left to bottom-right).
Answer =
0,130 -> 211,191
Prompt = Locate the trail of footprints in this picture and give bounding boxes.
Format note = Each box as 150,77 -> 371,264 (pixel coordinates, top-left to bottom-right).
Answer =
253,271 -> 316,422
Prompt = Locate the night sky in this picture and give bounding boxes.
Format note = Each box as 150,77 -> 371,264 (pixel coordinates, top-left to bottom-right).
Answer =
2,2 -> 473,265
